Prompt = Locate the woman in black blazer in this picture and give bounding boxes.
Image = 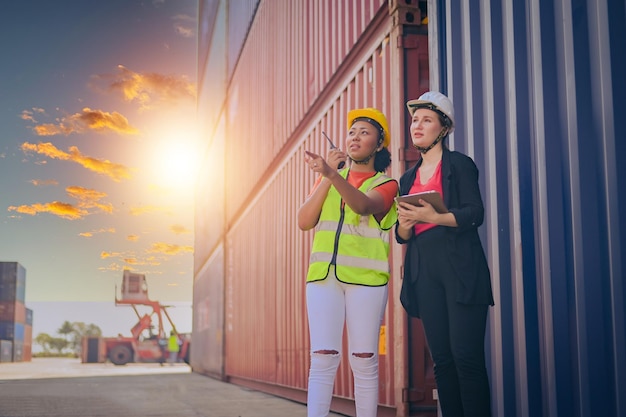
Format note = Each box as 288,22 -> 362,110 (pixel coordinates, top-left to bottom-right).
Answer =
396,91 -> 494,417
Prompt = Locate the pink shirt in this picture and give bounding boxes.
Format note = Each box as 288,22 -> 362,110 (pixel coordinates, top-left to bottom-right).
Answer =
409,161 -> 443,236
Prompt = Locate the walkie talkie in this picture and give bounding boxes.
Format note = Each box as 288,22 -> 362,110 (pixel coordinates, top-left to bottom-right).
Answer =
322,131 -> 345,169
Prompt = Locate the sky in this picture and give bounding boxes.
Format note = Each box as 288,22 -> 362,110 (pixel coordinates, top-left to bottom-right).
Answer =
0,0 -> 199,340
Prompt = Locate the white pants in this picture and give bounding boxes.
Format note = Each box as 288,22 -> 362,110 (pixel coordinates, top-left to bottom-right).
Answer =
306,269 -> 388,417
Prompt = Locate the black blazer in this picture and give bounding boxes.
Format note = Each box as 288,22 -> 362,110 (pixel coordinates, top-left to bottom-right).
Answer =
396,148 -> 494,316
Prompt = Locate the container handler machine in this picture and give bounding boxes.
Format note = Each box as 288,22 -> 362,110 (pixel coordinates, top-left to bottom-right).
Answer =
82,270 -> 190,366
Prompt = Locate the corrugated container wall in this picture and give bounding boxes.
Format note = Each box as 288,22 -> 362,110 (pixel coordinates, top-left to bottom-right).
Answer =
194,0 -> 406,414
426,1 -> 625,417
196,0 -> 625,416
0,340 -> 12,363
224,0 -> 388,214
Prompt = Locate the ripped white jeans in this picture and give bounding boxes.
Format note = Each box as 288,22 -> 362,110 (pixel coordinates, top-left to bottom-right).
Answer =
306,268 -> 388,417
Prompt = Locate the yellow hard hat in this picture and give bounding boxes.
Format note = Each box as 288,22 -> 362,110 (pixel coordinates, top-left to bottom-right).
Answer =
347,107 -> 390,147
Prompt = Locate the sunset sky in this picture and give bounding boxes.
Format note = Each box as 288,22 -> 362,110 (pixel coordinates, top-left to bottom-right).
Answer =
0,0 -> 199,336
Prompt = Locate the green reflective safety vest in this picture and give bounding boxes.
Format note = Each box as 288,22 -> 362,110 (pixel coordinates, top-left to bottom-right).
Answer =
306,170 -> 398,286
168,335 -> 180,352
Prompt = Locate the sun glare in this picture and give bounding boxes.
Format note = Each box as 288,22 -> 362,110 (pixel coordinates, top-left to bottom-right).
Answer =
153,130 -> 200,190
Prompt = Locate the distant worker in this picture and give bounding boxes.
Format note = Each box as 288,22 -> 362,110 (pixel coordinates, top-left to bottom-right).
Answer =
168,331 -> 180,365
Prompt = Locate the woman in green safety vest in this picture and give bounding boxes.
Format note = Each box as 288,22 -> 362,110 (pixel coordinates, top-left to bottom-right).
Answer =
297,107 -> 398,417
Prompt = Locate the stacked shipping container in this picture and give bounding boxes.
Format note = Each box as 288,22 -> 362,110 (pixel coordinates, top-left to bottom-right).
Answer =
195,0 -> 625,416
0,262 -> 33,362
194,1 -> 432,416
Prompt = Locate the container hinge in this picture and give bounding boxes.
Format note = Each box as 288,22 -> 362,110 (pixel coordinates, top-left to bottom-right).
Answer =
390,3 -> 423,28
398,33 -> 423,49
402,387 -> 426,402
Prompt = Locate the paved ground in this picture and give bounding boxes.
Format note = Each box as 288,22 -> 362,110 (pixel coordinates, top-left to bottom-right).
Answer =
0,358 -> 345,417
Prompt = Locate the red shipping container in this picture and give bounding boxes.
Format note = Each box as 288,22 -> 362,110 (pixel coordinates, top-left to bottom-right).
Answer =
22,342 -> 32,362
24,323 -> 32,345
0,301 -> 26,323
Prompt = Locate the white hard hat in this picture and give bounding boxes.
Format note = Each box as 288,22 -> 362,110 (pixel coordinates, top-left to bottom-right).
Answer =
406,91 -> 455,134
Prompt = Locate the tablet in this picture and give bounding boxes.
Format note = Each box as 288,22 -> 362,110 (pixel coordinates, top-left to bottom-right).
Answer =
395,190 -> 448,213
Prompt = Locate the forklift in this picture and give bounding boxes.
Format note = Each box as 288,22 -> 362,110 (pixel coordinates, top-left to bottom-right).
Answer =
82,270 -> 191,366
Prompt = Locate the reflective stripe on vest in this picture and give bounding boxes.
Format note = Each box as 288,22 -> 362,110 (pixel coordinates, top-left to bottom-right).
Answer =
306,171 -> 397,286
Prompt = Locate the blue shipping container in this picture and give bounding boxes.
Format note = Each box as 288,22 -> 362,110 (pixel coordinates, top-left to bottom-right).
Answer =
0,321 -> 14,339
0,339 -> 12,362
0,262 -> 26,302
13,323 -> 24,341
0,321 -> 24,340
25,308 -> 33,325
12,340 -> 23,362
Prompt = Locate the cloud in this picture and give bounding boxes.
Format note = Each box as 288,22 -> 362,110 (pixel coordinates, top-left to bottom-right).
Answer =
174,24 -> 193,38
99,251 -> 163,268
7,185 -> 114,220
21,108 -> 46,123
21,142 -> 68,159
99,65 -> 196,110
30,107 -> 139,136
8,201 -> 87,220
170,224 -> 191,234
29,179 -> 59,187
66,186 -> 114,213
147,242 -> 193,256
21,142 -> 132,182
66,186 -> 107,201
173,14 -> 195,38
129,205 -> 171,216
127,234 -> 140,241
123,258 -> 139,264
173,14 -> 195,22
79,227 -> 116,238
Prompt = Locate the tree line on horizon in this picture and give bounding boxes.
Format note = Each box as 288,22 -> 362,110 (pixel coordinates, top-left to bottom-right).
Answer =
34,321 -> 102,357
